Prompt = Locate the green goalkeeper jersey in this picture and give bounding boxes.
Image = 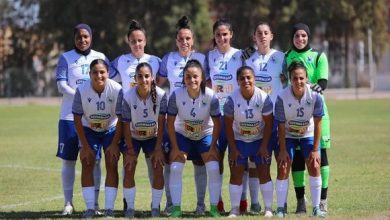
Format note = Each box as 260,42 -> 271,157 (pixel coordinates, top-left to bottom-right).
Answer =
285,48 -> 329,84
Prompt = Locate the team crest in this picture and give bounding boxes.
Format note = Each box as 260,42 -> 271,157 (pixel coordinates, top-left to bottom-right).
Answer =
288,103 -> 292,107
182,101 -> 186,106
174,61 -> 178,66
88,98 -> 91,103
133,104 -> 137,109
307,56 -> 313,63
107,96 -> 114,103
255,103 -> 260,108
202,100 -> 207,106
237,103 -> 240,108
271,56 -> 276,63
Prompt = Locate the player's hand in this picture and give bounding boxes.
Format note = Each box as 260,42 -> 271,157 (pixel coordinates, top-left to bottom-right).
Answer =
150,149 -> 165,168
105,144 -> 120,163
277,150 -> 290,169
308,150 -> 321,168
124,150 -> 138,171
311,83 -> 323,94
241,46 -> 256,60
79,146 -> 95,166
169,147 -> 185,163
206,145 -> 220,161
228,147 -> 242,167
258,145 -> 271,164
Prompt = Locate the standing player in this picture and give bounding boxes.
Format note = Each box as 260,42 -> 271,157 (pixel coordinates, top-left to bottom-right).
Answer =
121,63 -> 167,218
157,15 -> 207,215
285,23 -> 331,214
223,66 -> 273,218
110,19 -> 161,210
72,59 -> 123,218
205,18 -> 244,213
243,22 -> 286,216
274,61 -> 326,218
56,24 -> 107,215
167,59 -> 221,217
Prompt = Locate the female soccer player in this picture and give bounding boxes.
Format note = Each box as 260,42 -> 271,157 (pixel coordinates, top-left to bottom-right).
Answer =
110,20 -> 161,210
56,23 -> 107,215
121,63 -> 167,218
285,23 -> 331,214
242,21 -> 286,216
274,61 -> 326,218
157,15 -> 207,215
167,59 -> 221,217
223,66 -> 273,218
205,18 -> 243,213
72,59 -> 122,218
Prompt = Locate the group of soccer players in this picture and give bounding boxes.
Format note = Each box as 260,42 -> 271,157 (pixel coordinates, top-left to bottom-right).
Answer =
55,16 -> 331,218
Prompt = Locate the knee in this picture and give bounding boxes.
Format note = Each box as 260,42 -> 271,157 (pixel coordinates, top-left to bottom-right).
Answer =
170,162 -> 184,174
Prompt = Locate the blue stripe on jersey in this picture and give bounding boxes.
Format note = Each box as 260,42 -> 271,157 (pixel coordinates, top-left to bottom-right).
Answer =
210,94 -> 221,117
223,96 -> 234,117
262,96 -> 273,115
72,88 -> 84,115
167,91 -> 178,116
159,93 -> 168,114
115,90 -> 123,115
56,55 -> 68,81
158,53 -> 169,77
122,96 -> 132,122
313,94 -> 324,117
274,96 -> 285,123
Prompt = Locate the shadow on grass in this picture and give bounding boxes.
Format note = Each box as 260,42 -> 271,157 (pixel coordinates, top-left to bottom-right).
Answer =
0,210 -> 235,219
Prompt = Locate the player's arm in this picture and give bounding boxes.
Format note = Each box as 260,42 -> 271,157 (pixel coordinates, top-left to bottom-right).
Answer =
258,96 -> 273,159
274,96 -> 289,166
56,55 -> 76,95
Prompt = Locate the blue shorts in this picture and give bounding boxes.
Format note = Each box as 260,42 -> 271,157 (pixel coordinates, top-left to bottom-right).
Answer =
232,139 -> 272,165
217,116 -> 228,153
132,137 -> 157,155
56,120 -> 79,161
84,126 -> 117,160
285,137 -> 320,159
163,128 -> 203,161
176,132 -> 212,159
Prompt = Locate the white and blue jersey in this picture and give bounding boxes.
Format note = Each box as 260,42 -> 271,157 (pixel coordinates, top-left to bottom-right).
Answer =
72,79 -> 122,132
224,87 -> 273,142
110,53 -> 161,94
274,84 -> 324,138
206,47 -> 242,113
56,49 -> 108,120
158,51 -> 205,96
244,49 -> 285,104
167,87 -> 220,140
122,86 -> 167,141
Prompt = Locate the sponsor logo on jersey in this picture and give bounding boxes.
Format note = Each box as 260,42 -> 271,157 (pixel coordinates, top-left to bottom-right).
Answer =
76,79 -> 87,85
239,121 -> 260,127
213,74 -> 233,81
255,74 -> 272,83
90,113 -> 111,120
135,121 -> 157,128
174,82 -> 183,88
288,120 -> 309,127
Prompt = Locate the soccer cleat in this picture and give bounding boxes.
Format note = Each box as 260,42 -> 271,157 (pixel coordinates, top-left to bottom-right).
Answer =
313,206 -> 327,218
151,208 -> 160,217
239,199 -> 248,213
217,199 -> 225,212
295,197 -> 307,214
82,209 -> 95,219
169,206 -> 182,217
275,207 -> 285,218
62,204 -> 74,215
209,205 -> 221,217
104,209 -> 115,218
264,207 -> 273,217
320,199 -> 328,212
250,203 -> 261,213
194,203 -> 206,216
228,206 -> 240,218
124,208 -> 135,218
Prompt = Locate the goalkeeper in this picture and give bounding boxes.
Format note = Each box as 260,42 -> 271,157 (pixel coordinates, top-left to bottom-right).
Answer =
285,23 -> 331,214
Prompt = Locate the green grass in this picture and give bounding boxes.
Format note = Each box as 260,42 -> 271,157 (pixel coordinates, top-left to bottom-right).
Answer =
0,100 -> 389,219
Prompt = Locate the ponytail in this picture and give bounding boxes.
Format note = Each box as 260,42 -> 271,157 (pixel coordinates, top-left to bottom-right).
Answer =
151,80 -> 157,115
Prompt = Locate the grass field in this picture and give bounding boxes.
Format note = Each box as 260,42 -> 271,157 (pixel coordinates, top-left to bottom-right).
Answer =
0,99 -> 389,219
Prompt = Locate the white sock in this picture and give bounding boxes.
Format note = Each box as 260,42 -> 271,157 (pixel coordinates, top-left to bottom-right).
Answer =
229,184 -> 243,208
93,160 -> 101,209
194,164 -> 207,206
62,160 -> 76,206
164,165 -> 172,206
206,161 -> 220,205
145,157 -> 154,186
123,187 -> 136,210
152,188 -> 164,209
241,171 -> 248,200
82,186 -> 95,210
260,180 -> 273,209
309,176 -> 322,207
170,162 -> 184,206
249,177 -> 260,205
105,187 -> 118,210
276,179 -> 289,208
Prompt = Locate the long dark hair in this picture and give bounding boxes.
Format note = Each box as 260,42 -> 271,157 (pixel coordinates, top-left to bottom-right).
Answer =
253,21 -> 272,34
236,66 -> 255,80
89,59 -> 109,72
182,59 -> 206,94
287,61 -> 307,79
176,15 -> 193,37
135,62 -> 157,114
212,18 -> 233,47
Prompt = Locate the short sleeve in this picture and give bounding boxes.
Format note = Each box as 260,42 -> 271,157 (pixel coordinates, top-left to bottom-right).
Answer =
262,95 -> 273,115
223,96 -> 234,117
115,89 -> 123,115
56,55 -> 68,81
274,96 -> 286,123
210,94 -> 221,117
72,88 -> 84,115
313,94 -> 324,117
167,91 -> 178,116
122,96 -> 132,122
158,53 -> 169,77
159,93 -> 168,115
